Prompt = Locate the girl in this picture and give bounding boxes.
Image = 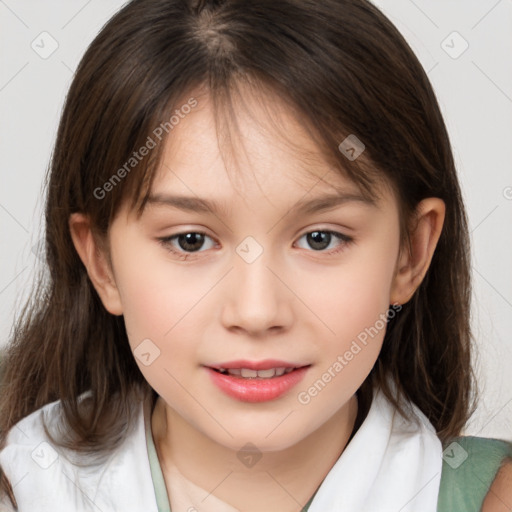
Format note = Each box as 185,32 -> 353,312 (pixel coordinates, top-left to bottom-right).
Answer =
1,0 -> 511,510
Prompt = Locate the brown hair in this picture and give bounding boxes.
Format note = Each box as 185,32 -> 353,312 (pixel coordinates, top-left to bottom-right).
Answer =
0,0 -> 478,506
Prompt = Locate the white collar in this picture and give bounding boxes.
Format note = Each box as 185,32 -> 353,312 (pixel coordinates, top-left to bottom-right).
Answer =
0,392 -> 158,512
308,385 -> 442,512
0,384 -> 441,512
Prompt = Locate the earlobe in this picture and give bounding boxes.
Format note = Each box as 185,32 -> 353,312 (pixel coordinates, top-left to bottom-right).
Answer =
68,213 -> 123,315
390,198 -> 445,305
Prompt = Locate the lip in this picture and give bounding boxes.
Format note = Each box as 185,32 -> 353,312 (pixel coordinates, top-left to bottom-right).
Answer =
209,359 -> 304,371
206,364 -> 310,403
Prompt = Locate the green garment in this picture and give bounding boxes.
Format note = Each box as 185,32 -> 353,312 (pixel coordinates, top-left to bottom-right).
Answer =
146,418 -> 511,512
437,435 -> 512,511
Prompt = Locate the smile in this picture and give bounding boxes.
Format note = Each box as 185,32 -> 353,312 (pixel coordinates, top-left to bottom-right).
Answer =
206,362 -> 311,402
214,367 -> 296,378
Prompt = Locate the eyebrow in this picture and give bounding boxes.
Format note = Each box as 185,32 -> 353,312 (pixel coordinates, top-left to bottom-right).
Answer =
146,191 -> 377,217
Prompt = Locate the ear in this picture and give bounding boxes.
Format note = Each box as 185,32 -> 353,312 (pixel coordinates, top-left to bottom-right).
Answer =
390,198 -> 445,305
68,213 -> 123,315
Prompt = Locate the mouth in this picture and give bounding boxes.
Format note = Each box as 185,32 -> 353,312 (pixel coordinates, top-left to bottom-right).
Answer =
207,359 -> 309,379
211,367 -> 299,379
205,361 -> 311,402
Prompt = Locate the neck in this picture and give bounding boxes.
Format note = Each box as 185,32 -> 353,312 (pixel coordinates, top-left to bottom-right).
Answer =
151,394 -> 360,512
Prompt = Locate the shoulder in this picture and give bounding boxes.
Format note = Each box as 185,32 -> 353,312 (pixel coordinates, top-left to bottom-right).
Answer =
482,458 -> 512,512
0,395 -> 105,508
0,398 -> 70,510
0,393 -> 157,512
437,435 -> 512,512
0,396 -> 67,466
0,393 -> 96,468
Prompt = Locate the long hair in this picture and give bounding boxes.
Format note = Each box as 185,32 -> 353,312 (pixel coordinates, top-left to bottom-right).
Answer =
0,0 -> 477,506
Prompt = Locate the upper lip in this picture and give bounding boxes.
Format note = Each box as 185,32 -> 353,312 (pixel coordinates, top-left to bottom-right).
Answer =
208,359 -> 308,371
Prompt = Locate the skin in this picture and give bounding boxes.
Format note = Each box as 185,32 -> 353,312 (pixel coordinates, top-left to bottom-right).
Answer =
70,87 -> 445,512
482,460 -> 512,511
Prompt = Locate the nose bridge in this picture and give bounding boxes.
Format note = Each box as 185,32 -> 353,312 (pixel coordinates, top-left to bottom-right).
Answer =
220,235 -> 292,334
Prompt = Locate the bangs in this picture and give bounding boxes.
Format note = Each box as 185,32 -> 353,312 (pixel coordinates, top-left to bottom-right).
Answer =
119,75 -> 385,226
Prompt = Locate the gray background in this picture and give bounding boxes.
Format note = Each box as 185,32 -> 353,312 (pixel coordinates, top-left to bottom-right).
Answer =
1,0 -> 511,440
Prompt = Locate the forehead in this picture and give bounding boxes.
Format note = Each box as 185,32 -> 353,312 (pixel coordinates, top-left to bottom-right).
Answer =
149,85 -> 376,207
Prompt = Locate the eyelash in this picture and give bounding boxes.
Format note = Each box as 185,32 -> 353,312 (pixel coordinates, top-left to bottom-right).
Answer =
157,229 -> 353,260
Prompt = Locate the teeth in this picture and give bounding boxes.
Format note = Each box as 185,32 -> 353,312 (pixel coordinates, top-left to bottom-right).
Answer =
256,368 -> 276,378
240,368 -> 259,378
219,367 -> 294,378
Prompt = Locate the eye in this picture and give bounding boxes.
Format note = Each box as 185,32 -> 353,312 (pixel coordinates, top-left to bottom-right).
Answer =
158,229 -> 353,260
295,230 -> 353,254
158,231 -> 216,257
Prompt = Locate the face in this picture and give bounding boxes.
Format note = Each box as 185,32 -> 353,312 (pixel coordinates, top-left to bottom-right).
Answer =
106,89 -> 402,452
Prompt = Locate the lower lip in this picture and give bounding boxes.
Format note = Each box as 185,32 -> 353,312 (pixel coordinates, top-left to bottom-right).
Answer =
206,366 -> 309,402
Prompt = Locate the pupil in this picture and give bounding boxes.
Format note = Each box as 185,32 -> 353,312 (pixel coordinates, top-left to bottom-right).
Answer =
176,232 -> 332,252
308,231 -> 330,250
179,233 -> 204,252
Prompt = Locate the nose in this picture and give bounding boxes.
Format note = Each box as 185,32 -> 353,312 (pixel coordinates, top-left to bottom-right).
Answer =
220,248 -> 293,337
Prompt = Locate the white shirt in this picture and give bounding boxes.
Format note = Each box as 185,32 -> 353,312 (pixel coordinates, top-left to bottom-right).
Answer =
0,385 -> 442,512
0,393 -> 158,512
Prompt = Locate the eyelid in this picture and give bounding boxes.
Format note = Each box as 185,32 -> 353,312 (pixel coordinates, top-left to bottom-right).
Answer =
157,231 -> 217,257
157,226 -> 354,259
294,228 -> 353,254
295,224 -> 353,239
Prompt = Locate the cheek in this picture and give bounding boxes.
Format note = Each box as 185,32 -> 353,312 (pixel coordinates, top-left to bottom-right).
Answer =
110,236 -> 209,388
292,249 -> 397,426
293,232 -> 400,409
113,247 -> 204,402
300,248 -> 398,344
113,239 -> 201,338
